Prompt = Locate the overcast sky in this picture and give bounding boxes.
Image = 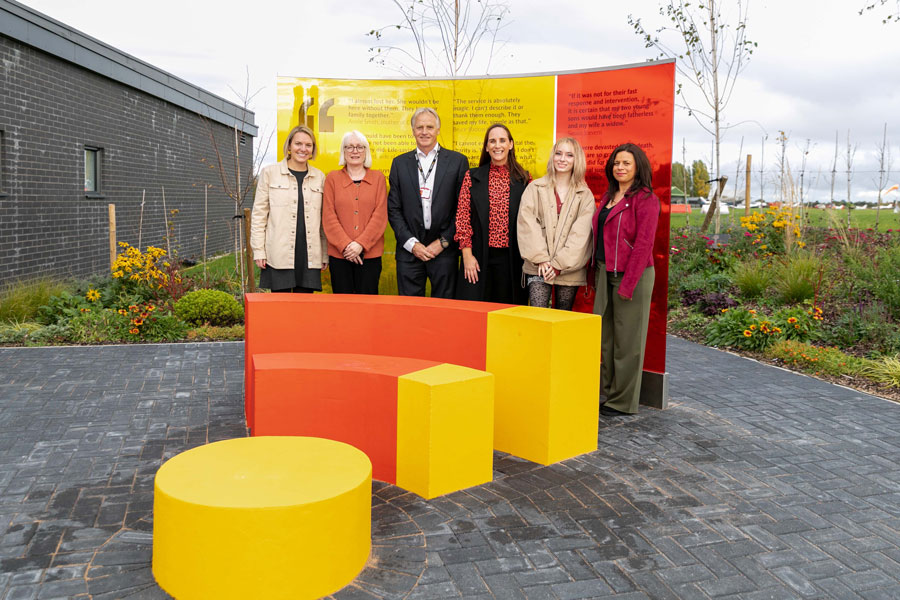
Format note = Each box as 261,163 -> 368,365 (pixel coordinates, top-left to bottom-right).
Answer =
19,0 -> 900,203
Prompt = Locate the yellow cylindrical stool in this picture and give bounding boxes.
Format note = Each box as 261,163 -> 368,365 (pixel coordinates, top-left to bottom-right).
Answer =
152,437 -> 372,600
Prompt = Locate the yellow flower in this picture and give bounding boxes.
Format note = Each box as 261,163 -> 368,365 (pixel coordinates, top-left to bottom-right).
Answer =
797,241 -> 806,248
129,328 -> 140,335
748,309 -> 757,314
721,308 -> 729,313
133,318 -> 144,326
787,317 -> 798,324
85,289 -> 100,302
750,325 -> 757,330
743,330 -> 752,337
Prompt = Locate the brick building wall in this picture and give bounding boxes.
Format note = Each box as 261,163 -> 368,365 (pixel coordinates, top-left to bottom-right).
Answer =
0,11 -> 254,286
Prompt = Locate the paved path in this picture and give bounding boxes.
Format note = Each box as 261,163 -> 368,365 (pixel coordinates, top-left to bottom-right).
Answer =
1,338 -> 899,599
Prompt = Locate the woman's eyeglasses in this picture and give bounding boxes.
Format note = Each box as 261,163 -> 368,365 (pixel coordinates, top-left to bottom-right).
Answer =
344,145 -> 365,152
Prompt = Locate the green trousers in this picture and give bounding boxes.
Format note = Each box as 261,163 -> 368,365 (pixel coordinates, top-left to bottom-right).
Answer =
593,265 -> 655,414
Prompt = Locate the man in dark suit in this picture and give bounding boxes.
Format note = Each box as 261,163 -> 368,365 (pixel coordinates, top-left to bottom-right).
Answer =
388,107 -> 469,297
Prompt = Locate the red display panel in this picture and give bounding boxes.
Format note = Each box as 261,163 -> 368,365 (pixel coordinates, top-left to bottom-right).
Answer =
556,62 -> 675,375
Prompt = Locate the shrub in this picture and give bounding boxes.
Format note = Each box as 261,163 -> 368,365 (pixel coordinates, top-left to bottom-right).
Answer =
0,321 -> 43,344
704,308 -> 779,351
69,306 -> 188,343
186,324 -> 245,341
855,245 -> 900,319
766,340 -> 865,377
859,355 -> 900,388
676,271 -> 732,298
29,324 -> 72,345
68,309 -> 131,343
683,292 -> 738,316
0,278 -> 68,323
733,260 -> 773,299
818,302 -> 900,355
775,255 -> 820,304
772,304 -> 821,342
174,290 -> 243,327
704,305 -> 821,352
667,310 -> 709,335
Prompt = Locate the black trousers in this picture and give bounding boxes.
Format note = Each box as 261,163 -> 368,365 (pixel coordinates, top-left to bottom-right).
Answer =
329,256 -> 382,294
484,247 -> 514,304
396,251 -> 457,298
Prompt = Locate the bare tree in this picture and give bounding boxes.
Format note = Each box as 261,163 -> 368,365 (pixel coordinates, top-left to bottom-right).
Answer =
777,130 -> 788,205
630,0 -> 757,223
874,123 -> 893,230
845,130 -> 859,228
829,131 -> 839,207
202,70 -> 273,293
758,135 -> 766,204
798,138 -> 811,222
367,0 -> 510,76
730,136 -> 744,226
859,0 -> 900,22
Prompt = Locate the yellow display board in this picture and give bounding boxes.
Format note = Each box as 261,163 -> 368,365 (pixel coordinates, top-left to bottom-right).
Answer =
277,75 -> 555,179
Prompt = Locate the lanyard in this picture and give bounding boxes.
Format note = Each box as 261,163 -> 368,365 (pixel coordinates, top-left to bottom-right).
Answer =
417,149 -> 439,184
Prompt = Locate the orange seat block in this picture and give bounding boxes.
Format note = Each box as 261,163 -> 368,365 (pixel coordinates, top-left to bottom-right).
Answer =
252,352 -> 439,484
244,294 -> 507,432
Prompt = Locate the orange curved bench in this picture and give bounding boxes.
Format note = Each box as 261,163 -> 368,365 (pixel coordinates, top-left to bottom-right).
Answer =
251,352 -> 494,499
245,293 -> 602,467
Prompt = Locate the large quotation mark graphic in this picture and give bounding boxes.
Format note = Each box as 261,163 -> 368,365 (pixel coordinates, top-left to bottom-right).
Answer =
293,85 -> 335,133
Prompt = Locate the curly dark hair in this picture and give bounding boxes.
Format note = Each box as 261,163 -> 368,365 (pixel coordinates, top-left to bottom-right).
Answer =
604,142 -> 653,194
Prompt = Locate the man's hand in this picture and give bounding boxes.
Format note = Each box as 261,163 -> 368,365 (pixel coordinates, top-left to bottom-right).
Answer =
411,242 -> 434,261
425,239 -> 444,258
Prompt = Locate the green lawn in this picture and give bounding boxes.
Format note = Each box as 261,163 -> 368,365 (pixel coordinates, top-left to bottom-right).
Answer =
669,206 -> 900,230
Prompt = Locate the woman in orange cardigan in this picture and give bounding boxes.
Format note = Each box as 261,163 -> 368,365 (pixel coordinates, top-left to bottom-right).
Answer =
322,131 -> 388,294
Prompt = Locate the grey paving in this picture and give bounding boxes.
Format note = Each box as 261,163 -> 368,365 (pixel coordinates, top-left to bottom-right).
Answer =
0,337 -> 898,599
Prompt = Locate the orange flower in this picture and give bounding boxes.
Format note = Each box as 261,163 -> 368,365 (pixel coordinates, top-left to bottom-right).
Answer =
743,330 -> 752,337
129,328 -> 140,335
787,317 -> 798,324
133,319 -> 144,326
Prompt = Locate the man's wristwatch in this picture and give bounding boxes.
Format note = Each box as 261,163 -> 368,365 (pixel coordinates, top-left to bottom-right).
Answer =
439,236 -> 450,249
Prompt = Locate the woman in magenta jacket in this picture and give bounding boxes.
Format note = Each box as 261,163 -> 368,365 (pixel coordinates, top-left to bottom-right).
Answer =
592,143 -> 660,416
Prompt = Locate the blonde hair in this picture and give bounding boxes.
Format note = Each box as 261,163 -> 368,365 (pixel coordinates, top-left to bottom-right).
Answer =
546,137 -> 586,187
283,125 -> 318,160
338,130 -> 373,168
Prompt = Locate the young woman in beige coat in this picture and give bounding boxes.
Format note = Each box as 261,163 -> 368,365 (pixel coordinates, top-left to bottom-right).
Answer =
517,137 -> 595,310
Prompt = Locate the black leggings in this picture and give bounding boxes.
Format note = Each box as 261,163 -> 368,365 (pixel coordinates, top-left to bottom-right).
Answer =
527,280 -> 578,310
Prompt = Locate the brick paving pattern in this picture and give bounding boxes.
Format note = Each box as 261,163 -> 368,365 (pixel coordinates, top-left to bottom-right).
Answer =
1,337 -> 899,599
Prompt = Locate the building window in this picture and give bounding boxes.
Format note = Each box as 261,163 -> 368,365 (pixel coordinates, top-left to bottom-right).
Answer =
84,146 -> 101,194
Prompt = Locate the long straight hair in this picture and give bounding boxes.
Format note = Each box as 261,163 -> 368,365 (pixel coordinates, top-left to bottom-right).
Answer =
545,137 -> 587,188
478,123 -> 529,183
604,143 -> 653,195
